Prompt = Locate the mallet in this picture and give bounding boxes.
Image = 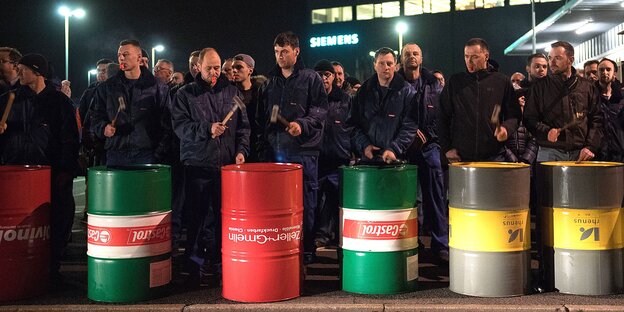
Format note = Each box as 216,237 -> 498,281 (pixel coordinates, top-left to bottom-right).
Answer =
270,105 -> 290,128
211,95 -> 246,138
0,92 -> 15,131
111,96 -> 127,127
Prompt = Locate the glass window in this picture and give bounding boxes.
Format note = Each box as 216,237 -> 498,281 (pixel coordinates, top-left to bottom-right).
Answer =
455,0 -> 475,11
510,0 -> 561,5
357,4 -> 374,20
405,0 -> 423,16
430,0 -> 451,13
456,0 -> 503,10
311,6 -> 353,24
481,0 -> 504,8
375,1 -> 401,18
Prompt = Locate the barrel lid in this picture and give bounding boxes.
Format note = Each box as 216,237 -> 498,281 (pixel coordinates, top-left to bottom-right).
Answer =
0,165 -> 51,172
451,162 -> 529,169
222,162 -> 302,172
341,164 -> 418,171
88,164 -> 170,174
540,161 -> 624,167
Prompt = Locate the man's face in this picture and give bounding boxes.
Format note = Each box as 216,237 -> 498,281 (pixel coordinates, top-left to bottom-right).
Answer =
433,72 -> 445,88
0,52 -> 17,81
171,72 -> 184,85
317,71 -> 334,93
527,57 -> 548,80
401,44 -> 422,71
199,51 -> 221,86
584,63 -> 598,82
17,64 -> 38,85
222,60 -> 234,81
232,60 -> 252,83
274,44 -> 299,70
154,61 -> 173,83
140,57 -> 149,68
374,53 -> 396,82
118,45 -> 141,72
333,64 -> 345,88
548,47 -> 573,76
464,45 -> 488,73
189,55 -> 200,77
511,73 -> 525,86
96,63 -> 108,82
598,61 -> 616,85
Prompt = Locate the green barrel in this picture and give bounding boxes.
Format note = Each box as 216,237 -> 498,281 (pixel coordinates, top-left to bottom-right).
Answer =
340,165 -> 418,294
87,165 -> 172,302
540,161 -> 624,295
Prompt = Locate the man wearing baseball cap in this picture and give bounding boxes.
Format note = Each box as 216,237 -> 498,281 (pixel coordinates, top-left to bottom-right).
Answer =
0,53 -> 80,279
232,53 -> 262,161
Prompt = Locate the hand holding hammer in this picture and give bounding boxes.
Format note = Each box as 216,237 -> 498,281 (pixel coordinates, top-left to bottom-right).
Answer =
0,92 -> 16,135
271,105 -> 301,136
212,95 -> 246,139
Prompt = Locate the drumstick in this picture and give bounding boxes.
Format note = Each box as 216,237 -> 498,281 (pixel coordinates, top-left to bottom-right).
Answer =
0,92 -> 16,130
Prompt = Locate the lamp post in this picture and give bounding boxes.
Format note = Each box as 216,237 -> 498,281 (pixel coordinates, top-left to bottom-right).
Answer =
151,45 -> 164,69
58,6 -> 85,80
87,69 -> 97,86
395,22 -> 408,55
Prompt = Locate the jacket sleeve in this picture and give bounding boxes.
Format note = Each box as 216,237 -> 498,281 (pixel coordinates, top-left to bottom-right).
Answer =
235,89 -> 251,158
347,87 -> 372,156
389,88 -> 418,156
154,83 -> 172,162
501,80 -> 520,134
59,96 -> 80,172
172,88 -> 212,143
585,84 -> 603,152
437,83 -> 453,154
295,73 -> 327,147
524,83 -> 551,142
90,84 -> 110,139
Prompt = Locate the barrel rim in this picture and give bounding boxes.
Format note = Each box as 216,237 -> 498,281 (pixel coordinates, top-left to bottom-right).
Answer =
341,164 -> 418,171
539,161 -> 624,168
88,164 -> 171,173
221,162 -> 302,172
0,165 -> 51,172
451,162 -> 530,169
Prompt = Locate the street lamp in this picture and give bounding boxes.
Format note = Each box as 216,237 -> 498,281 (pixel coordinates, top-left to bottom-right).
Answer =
151,45 -> 164,69
87,69 -> 97,86
58,6 -> 85,80
395,22 -> 408,54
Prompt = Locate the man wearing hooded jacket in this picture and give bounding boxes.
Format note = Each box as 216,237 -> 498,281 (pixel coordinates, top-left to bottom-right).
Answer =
256,32 -> 327,263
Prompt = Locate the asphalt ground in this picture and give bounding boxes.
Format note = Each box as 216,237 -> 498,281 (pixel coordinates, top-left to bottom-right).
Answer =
2,177 -> 624,311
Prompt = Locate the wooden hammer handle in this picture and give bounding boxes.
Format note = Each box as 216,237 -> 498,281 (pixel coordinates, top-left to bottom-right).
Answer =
1,92 -> 16,129
211,111 -> 235,139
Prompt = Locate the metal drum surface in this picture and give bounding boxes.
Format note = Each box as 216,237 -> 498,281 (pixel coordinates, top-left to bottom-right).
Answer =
449,162 -> 531,297
340,164 -> 419,294
87,165 -> 172,302
0,166 -> 51,302
540,161 -> 624,295
221,163 -> 303,302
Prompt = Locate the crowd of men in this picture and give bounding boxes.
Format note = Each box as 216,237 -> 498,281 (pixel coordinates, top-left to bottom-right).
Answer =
0,31 -> 622,285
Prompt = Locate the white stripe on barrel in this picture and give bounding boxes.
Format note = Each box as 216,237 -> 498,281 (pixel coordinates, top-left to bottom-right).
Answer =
340,207 -> 418,252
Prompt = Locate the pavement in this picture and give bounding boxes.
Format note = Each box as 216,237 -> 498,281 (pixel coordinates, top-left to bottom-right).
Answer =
2,177 -> 624,311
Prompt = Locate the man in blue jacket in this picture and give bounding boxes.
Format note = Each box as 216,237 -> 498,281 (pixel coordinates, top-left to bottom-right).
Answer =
256,32 -> 328,263
172,47 -> 250,279
91,39 -> 170,166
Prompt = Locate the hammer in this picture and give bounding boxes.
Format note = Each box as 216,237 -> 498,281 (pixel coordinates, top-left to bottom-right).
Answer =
270,105 -> 290,128
0,92 -> 15,131
490,103 -> 501,128
211,95 -> 246,138
111,96 -> 127,127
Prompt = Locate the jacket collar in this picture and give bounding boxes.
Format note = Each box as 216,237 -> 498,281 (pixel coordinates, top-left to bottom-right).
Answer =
114,66 -> 156,87
327,85 -> 344,101
397,66 -> 436,86
268,56 -> 306,78
466,68 -> 490,81
195,73 -> 231,93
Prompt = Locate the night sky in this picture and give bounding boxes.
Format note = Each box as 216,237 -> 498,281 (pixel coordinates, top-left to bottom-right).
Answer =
3,0 -> 309,96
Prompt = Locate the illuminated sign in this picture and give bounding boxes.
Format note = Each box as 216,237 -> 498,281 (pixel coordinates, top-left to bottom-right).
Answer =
310,34 -> 359,48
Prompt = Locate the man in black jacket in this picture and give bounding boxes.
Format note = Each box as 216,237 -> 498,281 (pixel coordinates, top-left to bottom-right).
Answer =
596,58 -> 623,161
438,38 -> 520,162
524,41 -> 602,162
0,47 -> 22,94
172,47 -> 250,278
91,39 -> 170,165
398,43 -> 448,263
0,53 -> 79,278
256,32 -> 327,263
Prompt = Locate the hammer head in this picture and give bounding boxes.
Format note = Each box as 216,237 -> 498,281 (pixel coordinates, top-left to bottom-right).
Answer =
232,95 -> 246,111
117,96 -> 127,111
270,105 -> 280,124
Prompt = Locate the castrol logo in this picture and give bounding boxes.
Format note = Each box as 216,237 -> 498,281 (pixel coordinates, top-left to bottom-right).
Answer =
88,224 -> 170,246
343,219 -> 417,240
87,228 -> 111,243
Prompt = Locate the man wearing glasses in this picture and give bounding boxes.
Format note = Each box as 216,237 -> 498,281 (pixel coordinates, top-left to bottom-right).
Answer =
0,47 -> 22,94
154,59 -> 174,85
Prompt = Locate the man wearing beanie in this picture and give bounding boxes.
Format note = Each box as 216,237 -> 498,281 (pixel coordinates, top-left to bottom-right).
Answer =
0,53 -> 80,279
312,59 -> 352,249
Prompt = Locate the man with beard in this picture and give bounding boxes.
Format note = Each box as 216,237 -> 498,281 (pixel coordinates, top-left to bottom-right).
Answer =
524,41 -> 602,162
596,58 -> 624,161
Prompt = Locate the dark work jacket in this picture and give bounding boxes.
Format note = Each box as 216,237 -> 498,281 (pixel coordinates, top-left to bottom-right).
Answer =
256,58 -> 328,159
438,69 -> 521,161
0,83 -> 79,172
398,67 -> 440,150
78,82 -> 99,133
348,73 -> 417,158
172,74 -> 250,168
524,69 -> 602,152
91,67 -> 171,161
237,77 -> 263,162
597,79 -> 624,161
320,86 -> 352,168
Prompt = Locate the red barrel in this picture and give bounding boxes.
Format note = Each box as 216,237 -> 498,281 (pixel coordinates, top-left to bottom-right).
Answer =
221,163 -> 303,302
0,166 -> 51,301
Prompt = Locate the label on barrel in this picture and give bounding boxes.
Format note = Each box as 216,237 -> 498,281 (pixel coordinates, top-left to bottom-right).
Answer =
449,207 -> 530,252
150,258 -> 171,288
406,254 -> 418,281
340,207 -> 418,252
543,207 -> 623,250
0,225 -> 50,247
87,212 -> 172,259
